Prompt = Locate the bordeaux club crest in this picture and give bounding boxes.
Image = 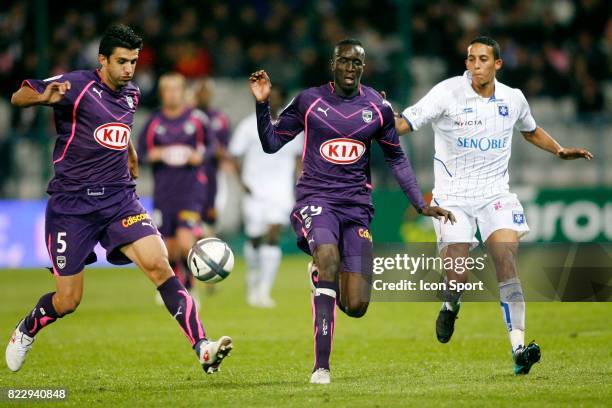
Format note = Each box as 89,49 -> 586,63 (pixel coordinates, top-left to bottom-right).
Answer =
56,255 -> 66,270
362,109 -> 373,123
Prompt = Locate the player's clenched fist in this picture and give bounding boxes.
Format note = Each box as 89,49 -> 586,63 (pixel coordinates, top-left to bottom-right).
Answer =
249,70 -> 271,102
41,81 -> 71,105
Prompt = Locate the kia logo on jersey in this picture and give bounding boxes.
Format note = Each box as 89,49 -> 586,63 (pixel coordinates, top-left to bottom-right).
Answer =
319,138 -> 366,164
93,123 -> 131,150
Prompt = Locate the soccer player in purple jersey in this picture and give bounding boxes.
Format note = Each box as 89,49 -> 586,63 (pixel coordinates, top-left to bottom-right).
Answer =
249,39 -> 455,384
6,24 -> 232,374
138,72 -> 215,307
194,78 -> 231,235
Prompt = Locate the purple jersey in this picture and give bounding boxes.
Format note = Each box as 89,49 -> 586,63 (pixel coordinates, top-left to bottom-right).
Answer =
206,108 -> 230,148
201,108 -> 230,222
137,108 -> 212,208
23,70 -> 139,195
255,82 -> 426,210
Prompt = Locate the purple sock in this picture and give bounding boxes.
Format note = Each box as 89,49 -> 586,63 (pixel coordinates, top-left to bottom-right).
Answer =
21,292 -> 59,337
312,280 -> 336,371
157,276 -> 206,347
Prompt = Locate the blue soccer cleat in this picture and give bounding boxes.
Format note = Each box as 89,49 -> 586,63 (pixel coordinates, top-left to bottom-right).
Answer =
513,340 -> 541,375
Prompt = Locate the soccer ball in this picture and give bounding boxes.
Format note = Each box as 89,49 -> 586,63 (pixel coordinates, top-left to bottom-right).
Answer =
187,238 -> 234,283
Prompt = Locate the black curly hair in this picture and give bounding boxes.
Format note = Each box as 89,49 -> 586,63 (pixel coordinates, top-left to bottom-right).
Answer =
98,23 -> 143,58
469,36 -> 501,60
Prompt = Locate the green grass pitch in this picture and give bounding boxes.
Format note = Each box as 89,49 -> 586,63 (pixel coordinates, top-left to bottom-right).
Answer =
1,255 -> 610,407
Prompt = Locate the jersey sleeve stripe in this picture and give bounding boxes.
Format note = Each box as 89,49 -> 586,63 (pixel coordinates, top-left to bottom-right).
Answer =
369,102 -> 384,127
273,129 -> 296,137
302,97 -> 322,161
378,139 -> 400,147
21,80 -> 35,89
53,80 -> 95,165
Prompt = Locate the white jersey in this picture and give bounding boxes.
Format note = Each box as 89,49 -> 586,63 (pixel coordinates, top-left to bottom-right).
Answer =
402,71 -> 537,200
229,112 -> 303,201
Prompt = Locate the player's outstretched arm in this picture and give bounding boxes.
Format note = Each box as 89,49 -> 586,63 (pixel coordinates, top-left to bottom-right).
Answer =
377,90 -> 412,135
249,70 -> 303,154
521,127 -> 593,160
376,103 -> 455,224
11,81 -> 71,107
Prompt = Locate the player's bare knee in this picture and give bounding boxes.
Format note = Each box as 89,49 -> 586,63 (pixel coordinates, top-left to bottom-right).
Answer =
141,255 -> 173,282
344,301 -> 369,318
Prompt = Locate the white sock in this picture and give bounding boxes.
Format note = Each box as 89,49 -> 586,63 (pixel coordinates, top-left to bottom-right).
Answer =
499,277 -> 526,352
244,242 -> 260,299
509,329 -> 525,352
258,244 -> 282,299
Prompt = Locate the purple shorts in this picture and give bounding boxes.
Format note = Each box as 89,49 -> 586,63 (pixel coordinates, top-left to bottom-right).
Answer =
154,201 -> 203,238
45,189 -> 159,276
290,202 -> 373,274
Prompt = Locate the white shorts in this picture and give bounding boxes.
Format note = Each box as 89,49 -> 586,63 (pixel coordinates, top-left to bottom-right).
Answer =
431,192 -> 530,251
242,195 -> 292,238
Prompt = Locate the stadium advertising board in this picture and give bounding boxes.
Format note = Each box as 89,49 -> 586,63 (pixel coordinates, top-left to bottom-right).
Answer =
373,187 -> 612,243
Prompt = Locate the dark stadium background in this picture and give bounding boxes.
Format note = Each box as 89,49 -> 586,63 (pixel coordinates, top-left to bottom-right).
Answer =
0,0 -> 610,267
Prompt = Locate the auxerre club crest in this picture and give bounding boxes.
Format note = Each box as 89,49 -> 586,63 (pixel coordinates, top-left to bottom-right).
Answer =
362,109 -> 373,123
497,103 -> 509,117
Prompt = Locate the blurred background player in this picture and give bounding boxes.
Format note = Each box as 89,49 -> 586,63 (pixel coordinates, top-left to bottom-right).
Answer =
250,39 -> 454,384
194,78 -> 231,237
228,86 -> 303,308
137,72 -> 215,308
5,24 -> 231,375
397,36 -> 593,375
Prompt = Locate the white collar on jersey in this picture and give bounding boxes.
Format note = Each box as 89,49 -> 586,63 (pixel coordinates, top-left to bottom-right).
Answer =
463,70 -> 501,102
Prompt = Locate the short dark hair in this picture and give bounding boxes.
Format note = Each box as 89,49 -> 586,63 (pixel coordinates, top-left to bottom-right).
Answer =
469,36 -> 501,59
99,24 -> 143,58
334,38 -> 364,55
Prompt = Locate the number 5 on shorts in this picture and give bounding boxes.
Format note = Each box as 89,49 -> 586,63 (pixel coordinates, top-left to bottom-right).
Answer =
57,232 -> 67,253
